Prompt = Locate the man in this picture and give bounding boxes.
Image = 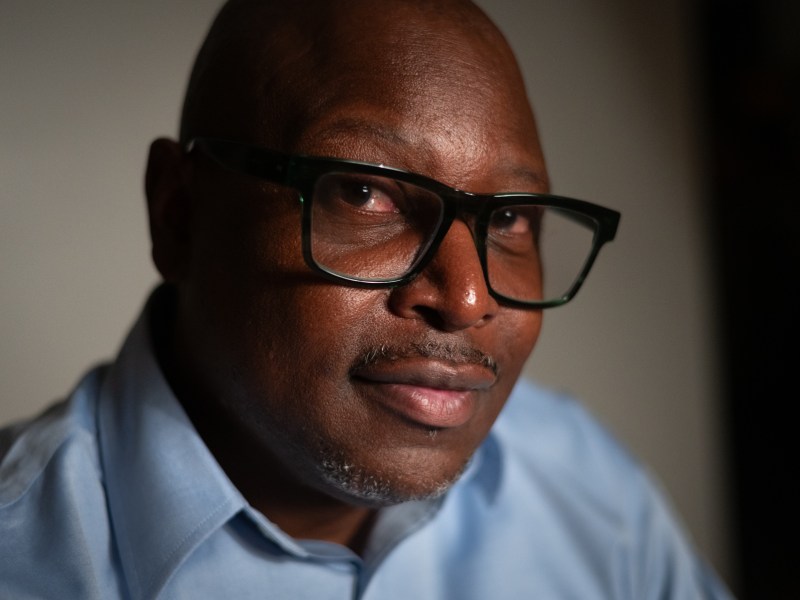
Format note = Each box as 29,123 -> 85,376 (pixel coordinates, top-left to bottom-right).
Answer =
0,0 -> 731,598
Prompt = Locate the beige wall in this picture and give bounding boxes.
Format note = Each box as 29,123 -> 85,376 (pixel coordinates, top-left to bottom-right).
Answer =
0,0 -> 732,587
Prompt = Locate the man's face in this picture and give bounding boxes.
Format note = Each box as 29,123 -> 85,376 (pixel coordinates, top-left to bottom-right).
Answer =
171,3 -> 546,506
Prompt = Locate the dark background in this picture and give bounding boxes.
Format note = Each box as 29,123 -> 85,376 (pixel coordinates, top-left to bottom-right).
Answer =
703,0 -> 799,597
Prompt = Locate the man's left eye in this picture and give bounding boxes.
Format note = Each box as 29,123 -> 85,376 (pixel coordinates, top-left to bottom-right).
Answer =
491,208 -> 533,235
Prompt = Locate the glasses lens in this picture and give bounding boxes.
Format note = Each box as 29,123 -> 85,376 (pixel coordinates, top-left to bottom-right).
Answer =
486,204 -> 598,304
309,173 -> 444,281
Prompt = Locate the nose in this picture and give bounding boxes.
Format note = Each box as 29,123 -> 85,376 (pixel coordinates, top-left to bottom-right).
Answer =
387,220 -> 498,331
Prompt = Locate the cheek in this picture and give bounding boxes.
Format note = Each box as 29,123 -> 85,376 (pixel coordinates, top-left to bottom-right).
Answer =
239,287 -> 402,466
240,284 -> 386,394
496,308 -> 541,374
178,183 -> 313,392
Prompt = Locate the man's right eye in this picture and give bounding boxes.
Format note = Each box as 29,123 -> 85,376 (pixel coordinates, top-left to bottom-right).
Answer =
336,178 -> 400,214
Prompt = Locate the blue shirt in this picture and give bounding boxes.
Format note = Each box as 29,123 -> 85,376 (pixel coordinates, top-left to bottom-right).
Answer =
0,305 -> 732,599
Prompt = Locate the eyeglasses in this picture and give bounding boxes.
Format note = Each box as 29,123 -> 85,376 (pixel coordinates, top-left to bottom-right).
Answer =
186,137 -> 620,309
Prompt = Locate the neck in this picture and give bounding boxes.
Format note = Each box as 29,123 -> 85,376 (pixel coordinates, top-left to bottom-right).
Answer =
192,400 -> 378,553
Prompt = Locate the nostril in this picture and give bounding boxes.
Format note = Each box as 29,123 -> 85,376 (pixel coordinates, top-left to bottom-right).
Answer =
410,305 -> 450,331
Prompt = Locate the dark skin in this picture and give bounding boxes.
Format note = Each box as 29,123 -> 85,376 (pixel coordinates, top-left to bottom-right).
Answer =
146,0 -> 548,552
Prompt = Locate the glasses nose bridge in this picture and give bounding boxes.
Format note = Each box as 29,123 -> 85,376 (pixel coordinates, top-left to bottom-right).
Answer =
437,190 -> 487,244
420,191 -> 488,278
444,190 -> 489,254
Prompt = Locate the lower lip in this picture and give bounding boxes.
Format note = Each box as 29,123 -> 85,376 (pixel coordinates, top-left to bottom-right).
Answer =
360,382 -> 477,428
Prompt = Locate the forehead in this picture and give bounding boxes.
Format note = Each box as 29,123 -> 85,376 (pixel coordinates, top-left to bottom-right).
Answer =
302,15 -> 542,188
291,108 -> 547,194
195,0 -> 548,192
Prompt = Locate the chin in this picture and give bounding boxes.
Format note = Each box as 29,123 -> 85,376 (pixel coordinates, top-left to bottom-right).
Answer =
312,448 -> 472,508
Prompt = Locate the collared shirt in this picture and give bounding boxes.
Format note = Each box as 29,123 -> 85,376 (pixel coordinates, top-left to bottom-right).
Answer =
0,302 -> 732,599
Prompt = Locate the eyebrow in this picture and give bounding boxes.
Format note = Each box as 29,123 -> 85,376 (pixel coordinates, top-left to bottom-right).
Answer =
503,166 -> 549,191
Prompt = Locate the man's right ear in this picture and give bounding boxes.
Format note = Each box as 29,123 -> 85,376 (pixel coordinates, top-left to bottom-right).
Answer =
145,138 -> 193,283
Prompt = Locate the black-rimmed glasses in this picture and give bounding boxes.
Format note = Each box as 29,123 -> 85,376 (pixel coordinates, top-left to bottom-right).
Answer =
186,137 -> 620,308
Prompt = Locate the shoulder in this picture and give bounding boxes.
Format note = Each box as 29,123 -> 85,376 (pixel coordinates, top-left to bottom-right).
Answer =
0,365 -> 122,599
482,379 -> 733,599
495,378 -> 642,491
0,366 -> 106,506
487,378 -> 649,543
491,379 -> 688,542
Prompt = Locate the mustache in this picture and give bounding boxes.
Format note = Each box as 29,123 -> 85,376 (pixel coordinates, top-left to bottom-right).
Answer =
352,341 -> 498,376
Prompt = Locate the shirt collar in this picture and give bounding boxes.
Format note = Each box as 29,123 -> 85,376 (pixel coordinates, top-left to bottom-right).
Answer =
98,293 -> 246,600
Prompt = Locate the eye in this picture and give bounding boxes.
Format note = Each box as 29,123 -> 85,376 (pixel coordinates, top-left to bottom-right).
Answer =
490,207 -> 535,235
337,178 -> 399,214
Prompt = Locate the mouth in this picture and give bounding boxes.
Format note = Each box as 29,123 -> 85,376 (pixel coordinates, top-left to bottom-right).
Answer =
351,357 -> 497,429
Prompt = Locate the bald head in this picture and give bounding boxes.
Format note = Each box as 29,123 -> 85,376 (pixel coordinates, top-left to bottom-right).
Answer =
179,0 -> 541,181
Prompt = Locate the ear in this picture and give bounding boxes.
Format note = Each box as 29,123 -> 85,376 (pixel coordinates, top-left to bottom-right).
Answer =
145,138 -> 193,283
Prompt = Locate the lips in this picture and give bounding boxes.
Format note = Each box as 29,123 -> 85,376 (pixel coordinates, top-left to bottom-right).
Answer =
351,357 -> 497,429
